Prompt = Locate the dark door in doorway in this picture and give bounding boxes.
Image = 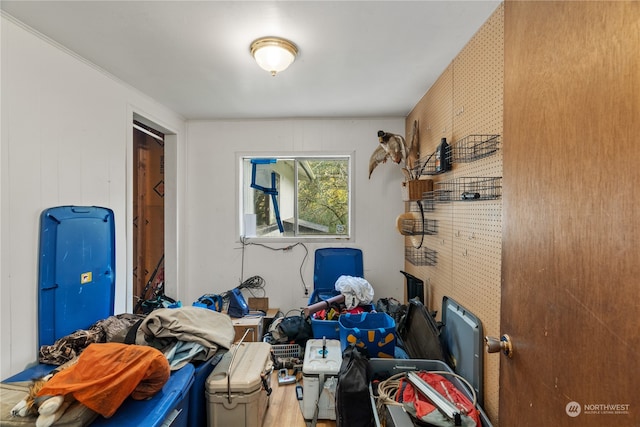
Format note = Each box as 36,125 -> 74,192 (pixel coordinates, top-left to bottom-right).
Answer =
133,121 -> 165,312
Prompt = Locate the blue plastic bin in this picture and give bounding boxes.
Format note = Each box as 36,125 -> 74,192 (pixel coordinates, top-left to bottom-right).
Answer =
4,363 -> 195,427
39,206 -> 115,348
92,363 -> 194,427
308,248 -> 364,339
310,307 -> 342,339
338,312 -> 396,358
2,363 -> 60,382
3,206 -> 115,383
3,205 -> 213,427
187,351 -> 226,427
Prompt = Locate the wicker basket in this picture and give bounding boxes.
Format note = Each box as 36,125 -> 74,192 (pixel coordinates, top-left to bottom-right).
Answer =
401,179 -> 433,201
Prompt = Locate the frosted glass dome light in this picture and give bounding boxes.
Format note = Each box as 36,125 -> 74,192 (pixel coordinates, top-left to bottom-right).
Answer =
250,37 -> 298,76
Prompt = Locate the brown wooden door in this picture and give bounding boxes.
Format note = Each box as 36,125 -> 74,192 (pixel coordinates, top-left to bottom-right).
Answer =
501,2 -> 639,426
133,122 -> 165,311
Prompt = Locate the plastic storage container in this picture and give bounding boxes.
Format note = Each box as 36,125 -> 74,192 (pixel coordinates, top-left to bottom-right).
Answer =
205,342 -> 273,427
4,206 -> 116,383
1,206 -> 197,427
338,312 -> 396,358
1,206 -> 117,427
188,351 -> 227,427
92,364 -> 195,427
2,355 -> 195,427
308,248 -> 364,339
369,359 -> 493,427
302,339 -> 342,420
38,206 -> 116,348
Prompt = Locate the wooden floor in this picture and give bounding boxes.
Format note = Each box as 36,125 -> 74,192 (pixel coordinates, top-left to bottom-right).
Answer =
262,371 -> 336,427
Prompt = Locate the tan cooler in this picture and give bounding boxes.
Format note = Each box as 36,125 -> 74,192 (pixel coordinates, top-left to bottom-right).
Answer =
205,342 -> 273,427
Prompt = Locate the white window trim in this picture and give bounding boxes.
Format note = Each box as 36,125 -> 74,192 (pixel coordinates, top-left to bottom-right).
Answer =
236,151 -> 355,243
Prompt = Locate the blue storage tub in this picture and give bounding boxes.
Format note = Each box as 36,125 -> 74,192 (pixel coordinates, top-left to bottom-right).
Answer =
187,351 -> 226,427
2,206 -> 116,384
3,362 -> 196,427
308,248 -> 364,339
3,205 -> 199,427
311,248 -> 363,292
92,363 -> 194,427
2,363 -> 60,382
338,312 -> 396,358
38,206 -> 116,348
309,302 -> 342,339
311,302 -> 375,340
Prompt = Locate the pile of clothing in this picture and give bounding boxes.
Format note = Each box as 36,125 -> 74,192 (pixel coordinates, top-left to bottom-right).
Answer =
39,306 -> 235,370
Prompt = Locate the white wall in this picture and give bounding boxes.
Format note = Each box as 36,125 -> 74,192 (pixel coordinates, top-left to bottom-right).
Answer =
0,15 -> 186,378
184,119 -> 406,315
0,14 -> 408,379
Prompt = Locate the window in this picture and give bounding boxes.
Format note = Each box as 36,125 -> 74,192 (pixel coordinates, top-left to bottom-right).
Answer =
239,154 -> 352,239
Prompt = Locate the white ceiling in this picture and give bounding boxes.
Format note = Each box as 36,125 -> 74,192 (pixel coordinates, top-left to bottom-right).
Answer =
1,1 -> 501,120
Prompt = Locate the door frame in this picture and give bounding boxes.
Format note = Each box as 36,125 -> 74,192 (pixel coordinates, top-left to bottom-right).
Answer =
126,109 -> 181,313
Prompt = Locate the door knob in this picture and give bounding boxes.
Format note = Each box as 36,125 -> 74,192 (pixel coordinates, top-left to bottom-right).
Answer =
485,334 -> 513,358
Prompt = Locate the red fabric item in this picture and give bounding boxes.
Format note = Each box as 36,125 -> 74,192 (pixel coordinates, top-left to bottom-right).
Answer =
313,309 -> 327,320
37,343 -> 170,418
398,371 -> 481,426
346,306 -> 365,315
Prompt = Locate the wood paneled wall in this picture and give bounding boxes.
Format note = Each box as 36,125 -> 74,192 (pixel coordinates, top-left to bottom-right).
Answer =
404,4 -> 503,423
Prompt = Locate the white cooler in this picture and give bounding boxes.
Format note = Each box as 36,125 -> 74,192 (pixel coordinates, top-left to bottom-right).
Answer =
205,342 -> 273,427
302,339 -> 342,420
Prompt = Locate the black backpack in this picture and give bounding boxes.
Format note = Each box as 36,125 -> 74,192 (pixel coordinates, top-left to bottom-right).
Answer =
335,345 -> 374,427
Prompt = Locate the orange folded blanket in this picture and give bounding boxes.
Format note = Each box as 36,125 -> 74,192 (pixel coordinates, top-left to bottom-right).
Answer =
37,342 -> 170,418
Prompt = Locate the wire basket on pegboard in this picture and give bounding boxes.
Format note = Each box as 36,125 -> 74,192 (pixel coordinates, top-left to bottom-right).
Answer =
271,343 -> 303,359
400,218 -> 438,236
413,144 -> 453,177
405,245 -> 438,266
405,198 -> 435,213
434,177 -> 502,202
451,134 -> 500,163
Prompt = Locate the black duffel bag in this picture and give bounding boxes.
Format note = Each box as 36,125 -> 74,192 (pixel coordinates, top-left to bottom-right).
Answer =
336,345 -> 374,427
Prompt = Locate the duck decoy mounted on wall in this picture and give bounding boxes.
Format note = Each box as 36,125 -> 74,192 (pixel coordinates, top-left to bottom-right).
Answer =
369,120 -> 419,180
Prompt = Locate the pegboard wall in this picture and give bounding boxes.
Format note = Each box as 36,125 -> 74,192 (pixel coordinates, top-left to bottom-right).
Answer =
404,4 -> 503,424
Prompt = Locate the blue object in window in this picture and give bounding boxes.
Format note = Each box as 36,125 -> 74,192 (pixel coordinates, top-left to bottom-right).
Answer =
250,159 -> 284,233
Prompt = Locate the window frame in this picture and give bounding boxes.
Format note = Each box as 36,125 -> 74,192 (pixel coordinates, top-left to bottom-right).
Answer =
237,152 -> 355,242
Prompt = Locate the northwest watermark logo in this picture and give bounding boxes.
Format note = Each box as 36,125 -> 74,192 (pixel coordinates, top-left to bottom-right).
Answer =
565,402 -> 581,417
566,401 -> 630,417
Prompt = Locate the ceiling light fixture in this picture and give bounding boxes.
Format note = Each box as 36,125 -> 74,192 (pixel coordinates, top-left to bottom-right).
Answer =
250,37 -> 298,76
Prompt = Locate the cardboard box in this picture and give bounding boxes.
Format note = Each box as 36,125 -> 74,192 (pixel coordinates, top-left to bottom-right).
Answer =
248,297 -> 269,312
231,316 -> 263,342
